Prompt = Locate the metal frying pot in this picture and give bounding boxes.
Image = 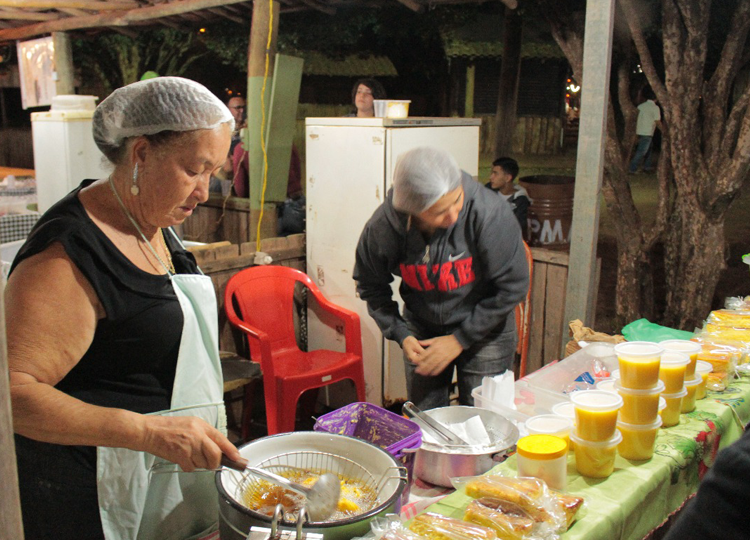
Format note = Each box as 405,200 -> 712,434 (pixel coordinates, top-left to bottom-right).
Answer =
413,406 -> 519,487
215,432 -> 407,540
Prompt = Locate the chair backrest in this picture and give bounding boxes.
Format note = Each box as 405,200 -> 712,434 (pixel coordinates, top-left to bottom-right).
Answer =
516,241 -> 534,377
225,265 -> 310,357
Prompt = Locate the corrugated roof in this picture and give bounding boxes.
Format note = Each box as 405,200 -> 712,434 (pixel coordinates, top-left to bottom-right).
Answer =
299,52 -> 398,77
442,38 -> 565,60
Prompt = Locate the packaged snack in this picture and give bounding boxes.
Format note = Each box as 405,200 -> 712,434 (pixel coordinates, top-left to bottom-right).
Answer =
464,498 -> 535,540
548,490 -> 585,528
707,310 -> 750,329
408,512 -> 498,540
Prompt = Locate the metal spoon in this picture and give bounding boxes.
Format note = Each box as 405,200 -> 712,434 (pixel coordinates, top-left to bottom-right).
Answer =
402,401 -> 469,446
220,455 -> 341,522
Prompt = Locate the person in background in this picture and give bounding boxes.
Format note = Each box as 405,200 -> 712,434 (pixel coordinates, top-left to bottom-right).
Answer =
345,78 -> 387,118
485,156 -> 531,238
629,88 -> 661,174
210,94 -> 246,193
353,147 -> 529,409
7,77 -> 243,540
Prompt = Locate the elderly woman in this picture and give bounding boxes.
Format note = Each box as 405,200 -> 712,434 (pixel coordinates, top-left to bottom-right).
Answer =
353,147 -> 529,409
347,77 -> 387,118
6,77 -> 243,540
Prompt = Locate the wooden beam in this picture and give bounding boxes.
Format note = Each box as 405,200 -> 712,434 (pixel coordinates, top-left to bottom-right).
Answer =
563,0 -> 616,350
0,0 -> 136,9
206,6 -> 244,24
110,26 -> 139,37
0,9 -> 59,20
0,0 -> 250,42
59,7 -> 90,16
159,19 -> 187,31
298,0 -> 335,16
394,0 -> 424,13
52,31 -> 75,94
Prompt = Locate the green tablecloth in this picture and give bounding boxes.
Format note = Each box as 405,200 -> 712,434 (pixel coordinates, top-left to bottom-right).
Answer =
424,375 -> 750,540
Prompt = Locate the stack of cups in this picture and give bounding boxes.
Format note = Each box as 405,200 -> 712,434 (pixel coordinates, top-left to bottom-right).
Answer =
569,390 -> 623,478
695,360 -> 713,400
613,342 -> 666,460
660,340 -> 702,415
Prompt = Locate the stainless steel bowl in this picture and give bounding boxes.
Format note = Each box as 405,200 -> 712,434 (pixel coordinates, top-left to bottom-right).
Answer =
413,406 -> 519,487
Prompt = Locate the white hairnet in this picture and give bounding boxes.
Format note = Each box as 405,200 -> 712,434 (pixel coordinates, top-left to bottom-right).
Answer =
392,147 -> 462,214
93,76 -> 234,155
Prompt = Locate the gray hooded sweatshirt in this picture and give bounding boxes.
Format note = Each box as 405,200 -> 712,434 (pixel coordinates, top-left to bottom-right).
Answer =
353,172 -> 529,349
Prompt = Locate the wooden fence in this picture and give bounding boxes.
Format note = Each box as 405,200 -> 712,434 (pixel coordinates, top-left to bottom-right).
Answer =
181,196 -> 278,246
479,115 -> 564,156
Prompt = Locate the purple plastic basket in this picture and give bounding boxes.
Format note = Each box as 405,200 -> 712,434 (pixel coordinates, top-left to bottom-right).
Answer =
313,402 -> 422,505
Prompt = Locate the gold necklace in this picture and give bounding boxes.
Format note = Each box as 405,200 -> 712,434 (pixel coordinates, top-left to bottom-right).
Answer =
159,229 -> 176,274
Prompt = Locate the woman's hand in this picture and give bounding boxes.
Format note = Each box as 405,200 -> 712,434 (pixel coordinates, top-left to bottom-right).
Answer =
413,335 -> 463,377
139,415 -> 242,472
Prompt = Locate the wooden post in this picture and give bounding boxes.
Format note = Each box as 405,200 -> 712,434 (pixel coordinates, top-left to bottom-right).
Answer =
0,282 -> 24,539
245,0 -> 280,242
464,64 -> 475,117
563,0 -> 616,355
494,6 -> 522,157
52,31 -> 75,95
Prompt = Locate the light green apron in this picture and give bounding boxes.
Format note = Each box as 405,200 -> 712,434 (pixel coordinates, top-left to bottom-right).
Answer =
96,229 -> 226,540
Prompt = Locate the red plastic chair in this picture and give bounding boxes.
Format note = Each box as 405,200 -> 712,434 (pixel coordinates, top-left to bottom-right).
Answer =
515,241 -> 534,377
224,265 -> 366,435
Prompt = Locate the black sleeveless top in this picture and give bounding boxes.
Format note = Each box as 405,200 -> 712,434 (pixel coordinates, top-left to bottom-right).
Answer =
10,179 -> 201,414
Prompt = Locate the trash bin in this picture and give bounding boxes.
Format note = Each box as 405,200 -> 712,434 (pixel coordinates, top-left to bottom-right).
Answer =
519,175 -> 575,248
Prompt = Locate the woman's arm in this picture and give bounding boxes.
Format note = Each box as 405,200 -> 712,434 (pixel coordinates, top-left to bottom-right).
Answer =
6,243 -> 240,470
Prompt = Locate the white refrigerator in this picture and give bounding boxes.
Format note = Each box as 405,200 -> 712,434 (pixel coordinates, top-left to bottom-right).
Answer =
305,117 -> 481,407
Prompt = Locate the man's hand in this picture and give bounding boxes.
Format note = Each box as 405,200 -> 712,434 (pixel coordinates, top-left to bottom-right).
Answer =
402,335 -> 426,364
414,335 -> 463,376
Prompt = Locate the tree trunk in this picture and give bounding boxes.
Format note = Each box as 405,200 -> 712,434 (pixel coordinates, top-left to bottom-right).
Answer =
494,7 -> 522,157
662,199 -> 726,330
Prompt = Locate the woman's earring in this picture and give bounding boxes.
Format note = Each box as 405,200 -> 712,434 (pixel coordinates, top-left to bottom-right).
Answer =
131,163 -> 140,196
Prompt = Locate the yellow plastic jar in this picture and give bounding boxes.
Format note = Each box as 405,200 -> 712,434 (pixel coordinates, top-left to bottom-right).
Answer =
658,352 -> 690,394
571,390 -> 623,442
615,342 -> 664,390
682,374 -> 702,413
617,417 -> 663,461
660,387 -> 687,427
525,414 -> 573,450
516,434 -> 568,491
571,430 -> 622,478
615,380 -> 665,425
695,360 -> 713,400
659,340 -> 701,378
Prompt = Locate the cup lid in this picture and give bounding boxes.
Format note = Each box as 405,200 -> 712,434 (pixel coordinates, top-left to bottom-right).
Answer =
551,401 -> 576,419
595,378 -> 618,394
662,387 -> 688,399
614,379 -> 666,396
517,434 -> 568,460
570,429 -> 623,448
661,351 -> 690,365
659,339 -> 701,354
696,360 -> 713,374
685,373 -> 703,387
659,396 -> 667,410
614,341 -> 665,357
526,414 -> 574,434
570,390 -> 624,411
617,416 -> 663,431
611,369 -> 620,379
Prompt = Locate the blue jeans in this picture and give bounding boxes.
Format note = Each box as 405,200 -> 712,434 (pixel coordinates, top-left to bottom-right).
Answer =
403,320 -> 517,409
629,135 -> 654,172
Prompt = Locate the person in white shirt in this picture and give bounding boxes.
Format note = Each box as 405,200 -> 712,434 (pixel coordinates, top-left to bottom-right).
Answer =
629,88 -> 662,173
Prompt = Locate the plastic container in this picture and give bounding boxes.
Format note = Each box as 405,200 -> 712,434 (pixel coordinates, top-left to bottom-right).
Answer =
595,378 -> 618,394
472,381 -> 569,425
611,369 -> 620,380
615,380 -> 665,425
617,417 -> 663,461
551,400 -> 576,421
659,340 -> 701,378
571,430 -> 622,478
614,342 -> 664,390
516,434 -> 568,491
571,390 -> 623,442
682,374 -> 702,413
695,360 -> 713,400
313,402 -> 421,504
658,352 -> 690,394
660,388 -> 688,427
373,99 -> 411,118
525,414 -> 573,450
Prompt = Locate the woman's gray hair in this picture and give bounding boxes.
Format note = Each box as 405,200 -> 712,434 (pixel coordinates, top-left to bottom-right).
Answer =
392,147 -> 462,214
92,76 -> 234,163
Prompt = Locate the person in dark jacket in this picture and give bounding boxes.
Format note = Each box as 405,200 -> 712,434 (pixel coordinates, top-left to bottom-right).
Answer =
353,147 -> 529,408
485,156 -> 530,238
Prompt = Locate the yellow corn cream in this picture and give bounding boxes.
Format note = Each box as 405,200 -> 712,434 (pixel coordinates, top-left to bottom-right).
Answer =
615,342 -> 664,390
659,340 -> 701,378
695,360 -> 713,400
571,431 -> 622,478
617,417 -> 662,461
571,390 -> 623,442
658,352 -> 690,394
659,388 -> 687,427
682,374 -> 702,413
616,380 -> 665,425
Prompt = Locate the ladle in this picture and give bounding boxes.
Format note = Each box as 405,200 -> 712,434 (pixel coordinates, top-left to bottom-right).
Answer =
220,455 -> 341,522
402,401 -> 469,446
